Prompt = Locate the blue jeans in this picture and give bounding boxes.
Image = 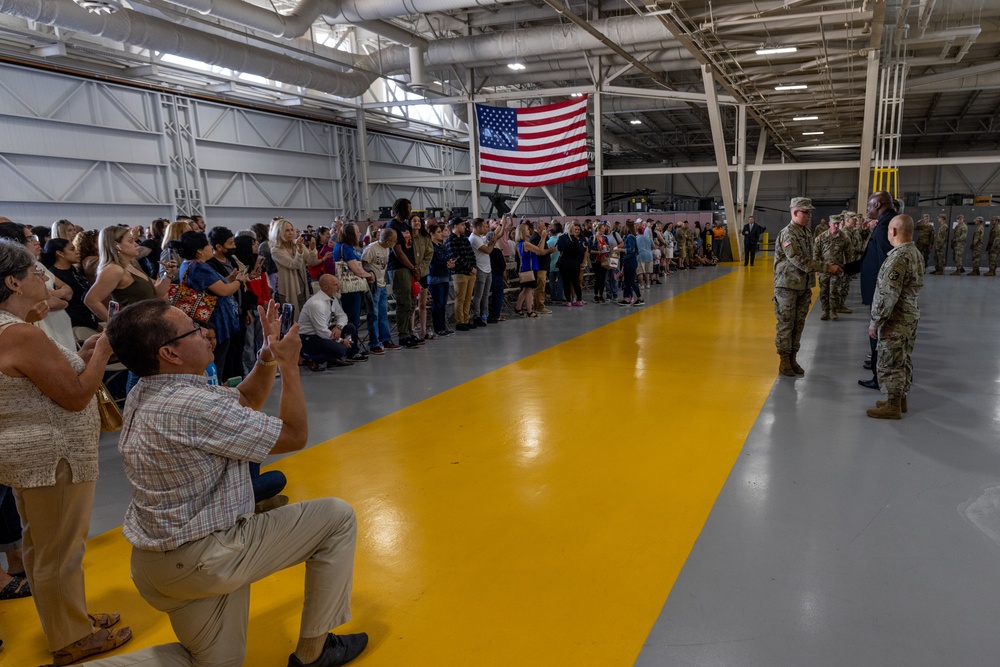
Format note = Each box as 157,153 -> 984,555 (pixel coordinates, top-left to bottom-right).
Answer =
430,281 -> 450,333
125,371 -> 140,395
340,292 -> 363,331
489,274 -> 505,320
548,269 -> 561,300
368,285 -> 390,346
249,462 -> 286,504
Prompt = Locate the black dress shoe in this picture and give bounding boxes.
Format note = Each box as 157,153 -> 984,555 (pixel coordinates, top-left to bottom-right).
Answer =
858,378 -> 879,389
455,323 -> 469,331
329,358 -> 354,367
288,632 -> 369,667
304,359 -> 326,372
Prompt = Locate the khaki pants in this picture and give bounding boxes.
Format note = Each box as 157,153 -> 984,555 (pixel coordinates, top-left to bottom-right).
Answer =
14,458 -> 95,651
533,270 -> 548,311
453,273 -> 475,324
91,498 -> 357,667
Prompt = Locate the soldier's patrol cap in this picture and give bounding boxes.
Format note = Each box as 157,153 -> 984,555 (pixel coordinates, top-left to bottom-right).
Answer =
975,216 -> 984,221
830,214 -> 843,222
790,197 -> 814,210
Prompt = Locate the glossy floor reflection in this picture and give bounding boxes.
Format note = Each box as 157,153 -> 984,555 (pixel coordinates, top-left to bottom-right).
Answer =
637,269 -> 1000,667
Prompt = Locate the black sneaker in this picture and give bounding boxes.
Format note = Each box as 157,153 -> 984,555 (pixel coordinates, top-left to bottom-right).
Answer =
456,323 -> 469,331
402,337 -> 420,349
288,632 -> 369,667
349,352 -> 368,362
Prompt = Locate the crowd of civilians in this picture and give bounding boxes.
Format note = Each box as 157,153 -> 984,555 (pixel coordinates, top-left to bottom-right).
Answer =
0,205 -> 726,664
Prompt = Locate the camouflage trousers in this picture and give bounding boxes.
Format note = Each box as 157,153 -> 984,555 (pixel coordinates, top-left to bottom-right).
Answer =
818,274 -> 844,312
935,246 -> 947,271
990,249 -> 999,271
916,244 -> 931,267
773,287 -> 811,354
971,242 -> 982,270
840,273 -> 853,302
951,243 -> 965,269
876,332 -> 916,398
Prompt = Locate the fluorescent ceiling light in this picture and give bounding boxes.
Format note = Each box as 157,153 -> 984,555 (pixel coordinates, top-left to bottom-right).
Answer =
802,131 -> 825,136
507,63 -> 526,71
775,84 -> 808,91
571,93 -> 584,97
629,119 -> 642,125
792,144 -> 860,151
793,116 -> 819,121
756,46 -> 798,55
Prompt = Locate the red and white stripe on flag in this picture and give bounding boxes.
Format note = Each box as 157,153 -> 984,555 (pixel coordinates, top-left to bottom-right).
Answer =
475,96 -> 590,187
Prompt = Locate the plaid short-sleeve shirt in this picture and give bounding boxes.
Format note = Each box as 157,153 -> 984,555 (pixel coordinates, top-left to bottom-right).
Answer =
119,374 -> 283,551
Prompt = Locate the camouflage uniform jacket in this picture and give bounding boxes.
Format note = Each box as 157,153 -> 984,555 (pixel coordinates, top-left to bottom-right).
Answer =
870,242 -> 923,338
989,223 -> 1000,252
971,224 -> 984,247
814,230 -> 848,265
774,221 -> 825,290
936,222 -> 950,247
915,222 -> 934,251
952,221 -> 968,246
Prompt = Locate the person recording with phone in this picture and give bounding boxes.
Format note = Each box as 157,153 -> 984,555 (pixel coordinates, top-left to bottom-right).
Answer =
297,274 -> 364,370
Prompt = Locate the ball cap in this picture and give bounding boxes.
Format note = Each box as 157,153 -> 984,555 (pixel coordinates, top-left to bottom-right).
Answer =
790,197 -> 814,210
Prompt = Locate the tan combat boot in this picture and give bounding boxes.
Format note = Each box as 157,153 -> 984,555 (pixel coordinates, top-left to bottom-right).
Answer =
970,268 -> 981,275
830,311 -> 839,320
867,396 -> 902,419
778,354 -> 795,376
931,269 -> 944,275
876,396 -> 908,413
836,306 -> 853,313
821,311 -> 830,321
985,268 -> 997,276
951,268 -> 962,275
789,353 -> 805,375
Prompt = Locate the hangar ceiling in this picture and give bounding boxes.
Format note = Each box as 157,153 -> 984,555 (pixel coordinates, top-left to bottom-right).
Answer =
0,0 -> 998,169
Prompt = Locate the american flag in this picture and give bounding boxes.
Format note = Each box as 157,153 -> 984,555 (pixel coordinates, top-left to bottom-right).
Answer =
475,96 -> 589,187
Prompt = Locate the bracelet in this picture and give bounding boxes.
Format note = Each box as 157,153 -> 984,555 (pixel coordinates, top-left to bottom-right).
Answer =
256,356 -> 278,367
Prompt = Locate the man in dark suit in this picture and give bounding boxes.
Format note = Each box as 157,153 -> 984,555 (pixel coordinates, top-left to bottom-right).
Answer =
844,191 -> 897,389
742,216 -> 762,266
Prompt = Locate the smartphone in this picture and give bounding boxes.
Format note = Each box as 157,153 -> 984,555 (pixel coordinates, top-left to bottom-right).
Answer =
253,256 -> 265,272
279,303 -> 295,337
108,300 -> 120,320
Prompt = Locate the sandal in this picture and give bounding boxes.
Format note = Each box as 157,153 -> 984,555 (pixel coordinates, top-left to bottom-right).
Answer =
528,311 -> 538,318
0,575 -> 30,600
88,612 -> 121,630
53,626 -> 132,666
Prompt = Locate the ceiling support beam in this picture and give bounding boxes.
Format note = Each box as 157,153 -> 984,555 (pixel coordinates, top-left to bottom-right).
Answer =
732,104 -> 747,260
594,90 -> 604,216
355,103 -> 372,219
857,48 -> 881,210
701,65 -> 736,227
746,130 -> 768,226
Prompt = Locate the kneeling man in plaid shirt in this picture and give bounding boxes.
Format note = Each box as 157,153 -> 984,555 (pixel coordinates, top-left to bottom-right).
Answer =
97,299 -> 366,667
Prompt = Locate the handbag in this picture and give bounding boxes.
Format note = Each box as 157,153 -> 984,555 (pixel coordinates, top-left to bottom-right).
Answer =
96,383 -> 123,432
167,272 -> 217,325
608,253 -> 620,269
336,260 -> 368,294
518,270 -> 535,283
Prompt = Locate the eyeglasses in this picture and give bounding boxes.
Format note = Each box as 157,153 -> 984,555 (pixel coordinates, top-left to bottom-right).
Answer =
160,323 -> 203,348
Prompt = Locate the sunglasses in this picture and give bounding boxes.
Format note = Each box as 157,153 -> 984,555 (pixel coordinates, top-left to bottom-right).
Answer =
160,323 -> 203,348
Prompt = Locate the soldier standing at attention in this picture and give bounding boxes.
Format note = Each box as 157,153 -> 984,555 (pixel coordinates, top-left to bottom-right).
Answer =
969,216 -> 985,275
915,214 -> 934,269
866,215 -> 924,420
815,215 -> 849,321
931,214 -> 949,274
986,217 -> 1000,276
773,197 -> 843,377
950,214 -> 968,275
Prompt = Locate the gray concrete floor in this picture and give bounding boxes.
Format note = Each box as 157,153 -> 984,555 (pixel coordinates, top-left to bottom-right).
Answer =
636,272 -> 1000,667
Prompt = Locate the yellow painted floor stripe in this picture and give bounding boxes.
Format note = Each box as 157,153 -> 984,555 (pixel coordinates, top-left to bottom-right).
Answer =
2,265 -> 784,666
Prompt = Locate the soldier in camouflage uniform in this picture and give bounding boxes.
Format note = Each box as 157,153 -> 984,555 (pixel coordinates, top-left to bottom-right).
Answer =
931,214 -> 949,274
677,221 -> 689,269
838,212 -> 861,312
773,197 -> 843,377
969,216 -> 985,275
950,214 -> 968,275
814,215 -> 849,320
866,215 -> 924,419
915,214 -> 934,269
686,222 -> 697,269
987,217 -> 1000,276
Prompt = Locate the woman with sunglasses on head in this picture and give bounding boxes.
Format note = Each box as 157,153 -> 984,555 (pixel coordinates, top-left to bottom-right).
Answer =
0,238 -> 132,665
